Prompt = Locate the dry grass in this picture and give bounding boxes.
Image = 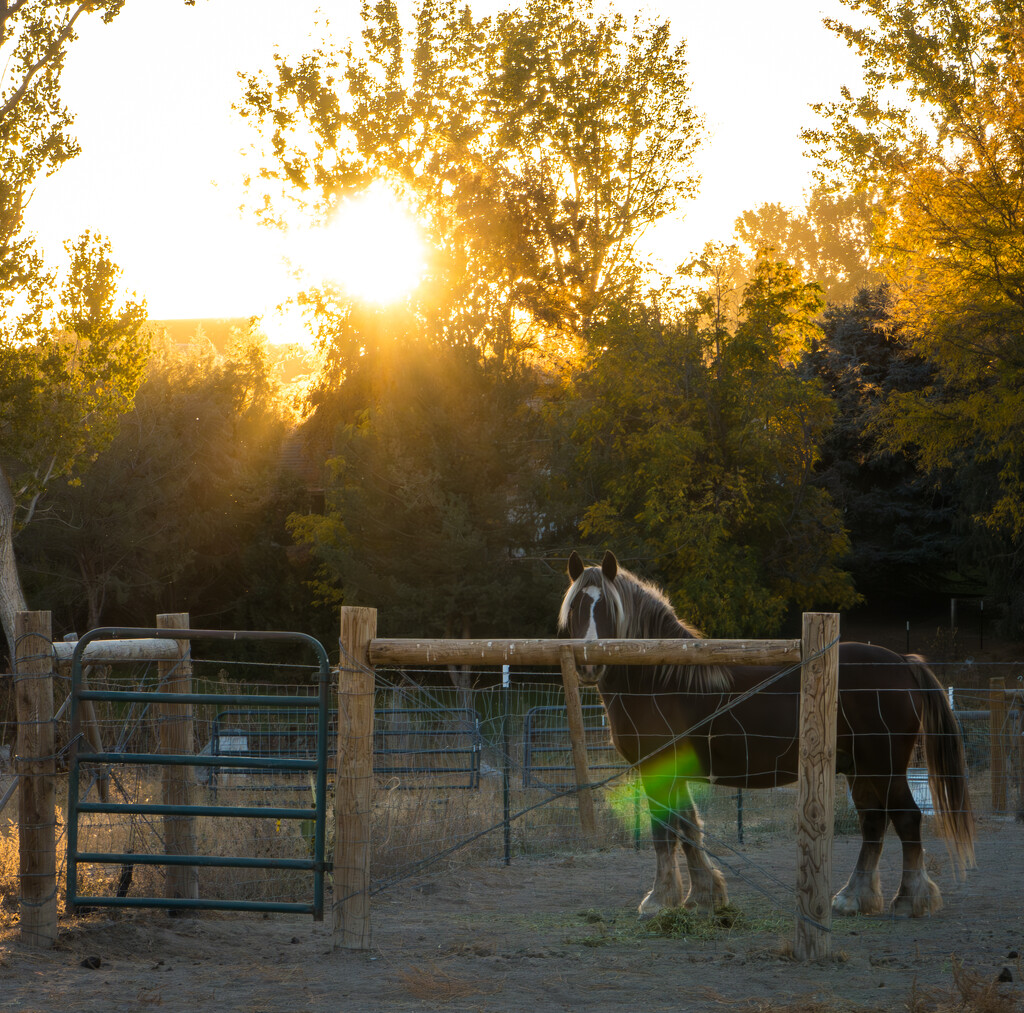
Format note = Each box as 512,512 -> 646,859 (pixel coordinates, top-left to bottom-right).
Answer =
0,808 -> 71,925
906,957 -> 1022,1013
695,957 -> 1022,1013
395,962 -> 498,1001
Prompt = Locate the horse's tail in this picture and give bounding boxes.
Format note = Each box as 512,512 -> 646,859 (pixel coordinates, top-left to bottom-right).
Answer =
907,654 -> 976,872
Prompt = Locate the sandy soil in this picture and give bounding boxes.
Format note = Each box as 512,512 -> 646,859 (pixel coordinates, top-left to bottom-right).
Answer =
1,816 -> 1021,1013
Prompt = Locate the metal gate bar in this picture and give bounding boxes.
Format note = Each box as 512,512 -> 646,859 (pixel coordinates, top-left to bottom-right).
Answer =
66,628 -> 331,919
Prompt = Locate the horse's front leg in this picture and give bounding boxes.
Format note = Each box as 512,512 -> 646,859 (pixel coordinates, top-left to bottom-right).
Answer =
638,774 -> 727,917
677,799 -> 728,911
637,770 -> 685,918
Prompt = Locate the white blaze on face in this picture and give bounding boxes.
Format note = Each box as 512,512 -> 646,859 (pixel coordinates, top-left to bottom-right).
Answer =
582,587 -> 603,640
573,585 -> 607,686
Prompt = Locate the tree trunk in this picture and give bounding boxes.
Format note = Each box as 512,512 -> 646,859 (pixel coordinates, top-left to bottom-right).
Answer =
0,467 -> 29,668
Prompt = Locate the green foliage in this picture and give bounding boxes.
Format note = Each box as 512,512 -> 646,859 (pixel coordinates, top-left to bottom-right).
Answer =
0,232 -> 148,535
560,259 -> 858,638
290,341 -> 556,638
0,1 -> 201,661
807,0 -> 1024,630
17,330 -> 306,638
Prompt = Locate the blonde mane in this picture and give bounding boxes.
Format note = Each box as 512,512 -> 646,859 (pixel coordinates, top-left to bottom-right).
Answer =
559,560 -> 733,693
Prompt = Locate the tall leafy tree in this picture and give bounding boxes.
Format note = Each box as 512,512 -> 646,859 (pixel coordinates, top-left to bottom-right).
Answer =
18,330 -> 296,636
237,0 -> 702,345
800,286 -> 959,596
805,0 -> 1024,630
0,232 -> 147,658
238,0 -> 705,633
290,342 -> 554,639
561,260 -> 858,637
0,1 -> 202,662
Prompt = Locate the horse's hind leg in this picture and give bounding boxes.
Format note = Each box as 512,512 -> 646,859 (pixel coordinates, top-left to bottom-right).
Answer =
832,776 -> 886,916
889,776 -> 942,916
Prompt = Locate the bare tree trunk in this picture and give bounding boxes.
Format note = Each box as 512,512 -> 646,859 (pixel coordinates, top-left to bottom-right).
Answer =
0,468 -> 29,668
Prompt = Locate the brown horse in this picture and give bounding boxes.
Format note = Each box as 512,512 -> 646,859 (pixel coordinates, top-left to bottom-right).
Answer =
559,550 -> 975,918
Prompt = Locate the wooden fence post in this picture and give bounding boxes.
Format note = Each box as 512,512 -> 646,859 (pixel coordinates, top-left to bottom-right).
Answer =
559,645 -> 596,842
1014,691 -> 1024,823
794,612 -> 839,962
15,611 -> 57,948
157,612 -> 198,906
989,677 -> 1008,814
334,606 -> 376,950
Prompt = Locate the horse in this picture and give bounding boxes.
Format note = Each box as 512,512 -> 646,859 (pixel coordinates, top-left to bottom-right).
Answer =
558,550 -> 976,918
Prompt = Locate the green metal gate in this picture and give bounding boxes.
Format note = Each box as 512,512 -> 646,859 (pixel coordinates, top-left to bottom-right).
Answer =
66,628 -> 332,919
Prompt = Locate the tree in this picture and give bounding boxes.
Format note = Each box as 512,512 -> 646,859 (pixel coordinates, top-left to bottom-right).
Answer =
805,0 -> 1024,630
237,0 -> 702,345
559,259 -> 858,637
0,1 -> 203,662
734,186 -> 879,305
799,285 -> 960,596
17,329 -> 300,638
237,0 -> 705,637
290,339 -> 556,639
0,232 -> 147,659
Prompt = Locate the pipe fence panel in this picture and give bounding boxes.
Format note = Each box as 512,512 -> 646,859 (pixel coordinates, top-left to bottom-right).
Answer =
203,705 -> 482,790
65,629 -> 332,920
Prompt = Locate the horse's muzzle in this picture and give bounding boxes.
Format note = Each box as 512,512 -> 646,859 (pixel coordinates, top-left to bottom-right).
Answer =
575,663 -> 606,687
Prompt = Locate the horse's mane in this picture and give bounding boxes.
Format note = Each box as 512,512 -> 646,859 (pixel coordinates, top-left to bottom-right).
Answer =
558,561 -> 733,693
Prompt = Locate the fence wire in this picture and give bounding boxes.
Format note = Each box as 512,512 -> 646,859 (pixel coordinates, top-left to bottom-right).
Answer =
1,655 -> 1021,950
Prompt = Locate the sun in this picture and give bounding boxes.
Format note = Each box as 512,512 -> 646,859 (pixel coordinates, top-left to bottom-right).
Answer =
294,182 -> 426,304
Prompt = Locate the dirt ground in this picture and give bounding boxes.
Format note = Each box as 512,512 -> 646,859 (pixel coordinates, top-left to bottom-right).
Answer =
1,815 -> 1021,1013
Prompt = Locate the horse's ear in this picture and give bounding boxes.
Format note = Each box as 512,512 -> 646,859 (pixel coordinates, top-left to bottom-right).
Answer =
601,550 -> 618,581
567,550 -> 584,582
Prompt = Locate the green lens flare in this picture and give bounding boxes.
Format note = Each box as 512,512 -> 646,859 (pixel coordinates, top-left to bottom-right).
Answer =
607,744 -> 708,832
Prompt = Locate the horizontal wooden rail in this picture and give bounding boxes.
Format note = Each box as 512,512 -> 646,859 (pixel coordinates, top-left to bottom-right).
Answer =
367,637 -> 802,668
53,638 -> 182,664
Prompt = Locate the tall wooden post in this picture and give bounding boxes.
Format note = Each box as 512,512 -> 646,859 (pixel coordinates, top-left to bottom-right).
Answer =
334,606 -> 376,950
1014,691 -> 1024,823
559,645 -> 596,842
794,612 -> 840,962
15,611 -> 57,947
157,613 -> 198,905
989,677 -> 1008,814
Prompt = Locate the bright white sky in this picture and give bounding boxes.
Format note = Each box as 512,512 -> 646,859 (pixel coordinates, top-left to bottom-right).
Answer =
22,0 -> 865,326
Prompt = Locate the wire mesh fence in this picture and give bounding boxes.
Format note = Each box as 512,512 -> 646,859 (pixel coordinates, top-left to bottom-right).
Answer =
1,653 -> 1022,939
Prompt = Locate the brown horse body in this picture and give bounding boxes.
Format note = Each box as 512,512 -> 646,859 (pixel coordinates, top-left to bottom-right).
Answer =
559,551 -> 975,918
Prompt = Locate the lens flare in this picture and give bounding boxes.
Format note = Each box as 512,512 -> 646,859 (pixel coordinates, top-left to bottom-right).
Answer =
606,744 -> 708,832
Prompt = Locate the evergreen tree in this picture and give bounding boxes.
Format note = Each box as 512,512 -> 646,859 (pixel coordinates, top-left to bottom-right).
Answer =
801,287 -> 960,597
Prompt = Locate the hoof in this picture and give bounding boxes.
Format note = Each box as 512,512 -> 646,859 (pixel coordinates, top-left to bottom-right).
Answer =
891,875 -> 942,917
639,889 -> 680,920
682,869 -> 728,911
833,870 -> 884,916
832,889 -> 885,916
